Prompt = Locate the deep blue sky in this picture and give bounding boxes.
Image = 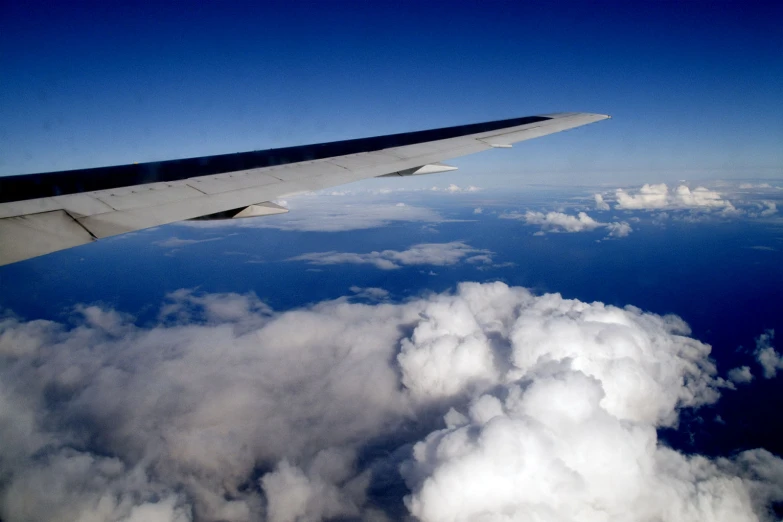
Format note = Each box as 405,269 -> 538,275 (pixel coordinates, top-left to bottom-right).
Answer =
1,1 -> 782,184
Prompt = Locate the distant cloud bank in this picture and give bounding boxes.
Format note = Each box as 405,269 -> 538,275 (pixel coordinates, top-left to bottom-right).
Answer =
590,182 -> 783,221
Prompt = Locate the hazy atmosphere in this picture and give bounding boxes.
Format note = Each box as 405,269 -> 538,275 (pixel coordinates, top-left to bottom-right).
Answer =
1,2 -> 782,521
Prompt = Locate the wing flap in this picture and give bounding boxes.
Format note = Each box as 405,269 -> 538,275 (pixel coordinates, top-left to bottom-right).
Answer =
186,170 -> 282,195
0,210 -> 96,265
92,184 -> 207,212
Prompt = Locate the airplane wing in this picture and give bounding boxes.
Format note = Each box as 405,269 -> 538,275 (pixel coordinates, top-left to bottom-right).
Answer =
0,112 -> 609,266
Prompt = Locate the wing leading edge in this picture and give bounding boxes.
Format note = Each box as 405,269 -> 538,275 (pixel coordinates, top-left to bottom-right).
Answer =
0,112 -> 609,265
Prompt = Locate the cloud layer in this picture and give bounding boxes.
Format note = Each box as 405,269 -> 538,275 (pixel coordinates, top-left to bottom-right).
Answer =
1,284 -> 781,521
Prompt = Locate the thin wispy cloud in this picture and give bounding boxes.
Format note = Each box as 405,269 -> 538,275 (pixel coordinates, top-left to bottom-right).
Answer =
318,184 -> 482,196
349,286 -> 390,301
594,193 -> 611,210
434,184 -> 481,193
182,200 -> 445,233
288,241 -> 493,270
153,236 -> 224,248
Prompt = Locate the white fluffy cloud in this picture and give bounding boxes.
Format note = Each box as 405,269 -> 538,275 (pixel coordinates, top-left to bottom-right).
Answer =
348,286 -> 390,301
754,330 -> 782,379
0,284 -> 782,521
760,201 -> 777,217
614,183 -> 738,213
605,220 -> 633,237
288,241 -> 493,270
502,211 -> 633,238
594,193 -> 611,210
727,365 -> 754,384
521,211 -> 603,232
436,184 -> 480,193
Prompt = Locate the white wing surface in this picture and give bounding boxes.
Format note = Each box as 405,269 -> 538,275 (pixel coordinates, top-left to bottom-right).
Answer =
0,112 -> 609,265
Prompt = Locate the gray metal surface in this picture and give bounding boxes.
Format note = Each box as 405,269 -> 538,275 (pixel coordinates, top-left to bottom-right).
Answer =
0,112 -> 608,265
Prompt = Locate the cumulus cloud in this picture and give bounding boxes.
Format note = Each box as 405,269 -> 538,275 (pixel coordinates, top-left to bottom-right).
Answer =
520,211 -> 604,232
754,330 -> 782,378
502,210 -> 633,239
288,241 -> 493,270
727,365 -> 754,385
1,284 -> 782,521
154,237 -> 223,248
594,193 -> 610,210
760,201 -> 777,217
615,183 -> 738,213
349,286 -> 390,301
605,220 -> 633,238
435,184 -> 480,193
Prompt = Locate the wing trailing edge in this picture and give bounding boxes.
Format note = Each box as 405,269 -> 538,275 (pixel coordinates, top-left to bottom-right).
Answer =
0,112 -> 609,265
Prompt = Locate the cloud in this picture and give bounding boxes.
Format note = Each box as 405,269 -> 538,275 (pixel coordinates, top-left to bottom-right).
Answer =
614,183 -> 738,213
727,365 -> 754,384
473,207 -> 483,214
261,456 -> 369,522
760,201 -> 777,217
314,185 -> 483,196
594,193 -> 610,210
253,202 -> 445,232
604,220 -> 633,238
739,183 -> 772,189
349,286 -> 390,301
754,330 -> 782,378
288,241 -> 493,270
502,210 -> 633,239
183,198 -> 445,233
436,184 -> 480,193
520,211 -> 603,232
1,284 -> 782,521
154,237 -> 223,248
